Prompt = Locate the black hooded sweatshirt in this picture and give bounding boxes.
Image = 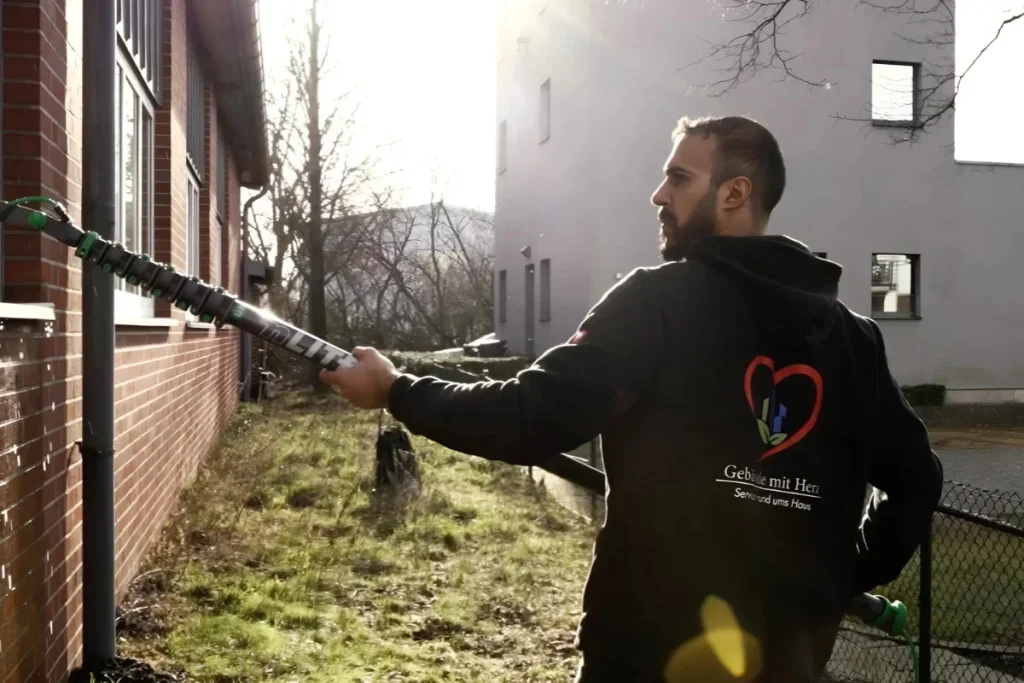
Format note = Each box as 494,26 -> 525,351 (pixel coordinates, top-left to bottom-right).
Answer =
387,235 -> 943,682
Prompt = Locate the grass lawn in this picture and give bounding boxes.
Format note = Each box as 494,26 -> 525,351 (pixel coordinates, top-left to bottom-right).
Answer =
115,391 -> 1024,681
873,514 -> 1024,646
117,392 -> 596,682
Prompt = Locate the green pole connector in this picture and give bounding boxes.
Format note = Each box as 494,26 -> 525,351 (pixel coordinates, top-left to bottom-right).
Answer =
200,313 -> 213,323
127,275 -> 140,285
75,232 -> 98,259
28,211 -> 47,230
152,289 -> 163,297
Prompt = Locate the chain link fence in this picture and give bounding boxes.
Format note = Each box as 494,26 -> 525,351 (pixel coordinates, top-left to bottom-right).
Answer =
825,481 -> 1024,683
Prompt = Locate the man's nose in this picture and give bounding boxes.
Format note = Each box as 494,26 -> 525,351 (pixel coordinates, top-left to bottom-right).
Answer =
651,180 -> 668,206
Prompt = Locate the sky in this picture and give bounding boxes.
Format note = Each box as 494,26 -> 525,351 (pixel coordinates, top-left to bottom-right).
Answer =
256,0 -> 497,213
954,1 -> 1024,165
253,0 -> 1021,215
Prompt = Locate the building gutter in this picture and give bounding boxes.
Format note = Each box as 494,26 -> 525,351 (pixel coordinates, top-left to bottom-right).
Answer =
80,0 -> 118,669
191,0 -> 270,188
235,0 -> 270,188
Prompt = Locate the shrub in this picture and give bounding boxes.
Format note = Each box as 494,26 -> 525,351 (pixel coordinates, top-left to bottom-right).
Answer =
901,383 -> 946,406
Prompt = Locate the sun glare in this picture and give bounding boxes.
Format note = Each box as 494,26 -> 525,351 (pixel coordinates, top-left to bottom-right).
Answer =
259,0 -> 497,211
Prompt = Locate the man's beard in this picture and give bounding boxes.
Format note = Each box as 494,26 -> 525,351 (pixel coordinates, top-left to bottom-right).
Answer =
659,189 -> 718,262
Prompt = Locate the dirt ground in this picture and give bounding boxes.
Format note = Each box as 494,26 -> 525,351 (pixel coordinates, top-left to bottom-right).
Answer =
929,426 -> 1024,450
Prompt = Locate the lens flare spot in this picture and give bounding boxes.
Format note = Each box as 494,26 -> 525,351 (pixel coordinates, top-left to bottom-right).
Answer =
663,596 -> 763,683
702,595 -> 746,676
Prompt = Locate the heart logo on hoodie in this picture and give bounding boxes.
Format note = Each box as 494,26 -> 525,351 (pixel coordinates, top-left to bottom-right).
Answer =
744,356 -> 823,460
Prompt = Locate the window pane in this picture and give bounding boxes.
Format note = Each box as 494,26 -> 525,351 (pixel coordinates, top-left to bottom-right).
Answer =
871,253 -> 916,315
187,181 -> 200,276
872,63 -> 915,122
122,82 -> 136,254
212,222 -> 221,286
115,66 -> 125,291
142,109 -> 152,257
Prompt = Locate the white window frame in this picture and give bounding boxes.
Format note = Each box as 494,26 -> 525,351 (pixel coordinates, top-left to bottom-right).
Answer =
539,79 -> 551,143
498,269 -> 507,323
185,176 -> 201,319
539,258 -> 551,321
211,219 -> 221,287
114,52 -> 156,319
497,120 -> 507,174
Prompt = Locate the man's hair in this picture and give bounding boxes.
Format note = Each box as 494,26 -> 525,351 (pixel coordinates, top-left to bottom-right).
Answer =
673,115 -> 786,218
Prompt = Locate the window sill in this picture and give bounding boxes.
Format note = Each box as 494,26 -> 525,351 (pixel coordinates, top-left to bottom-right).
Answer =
871,119 -> 917,128
115,317 -> 179,328
871,313 -> 922,321
0,302 -> 56,321
185,321 -> 217,331
954,158 -> 1024,169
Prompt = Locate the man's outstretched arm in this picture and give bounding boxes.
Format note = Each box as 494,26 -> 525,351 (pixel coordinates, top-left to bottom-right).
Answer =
852,320 -> 944,594
323,268 -> 664,466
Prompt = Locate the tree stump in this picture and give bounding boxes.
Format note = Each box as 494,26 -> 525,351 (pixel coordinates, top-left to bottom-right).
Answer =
374,425 -> 421,505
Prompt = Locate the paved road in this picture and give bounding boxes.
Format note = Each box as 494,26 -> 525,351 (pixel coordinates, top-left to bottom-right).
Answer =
936,447 -> 1024,497
828,628 -> 1024,683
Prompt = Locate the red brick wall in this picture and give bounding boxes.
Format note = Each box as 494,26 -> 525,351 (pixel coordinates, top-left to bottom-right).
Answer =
0,1 -> 247,681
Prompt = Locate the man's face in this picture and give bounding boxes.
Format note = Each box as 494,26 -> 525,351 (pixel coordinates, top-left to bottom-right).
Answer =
650,133 -> 721,262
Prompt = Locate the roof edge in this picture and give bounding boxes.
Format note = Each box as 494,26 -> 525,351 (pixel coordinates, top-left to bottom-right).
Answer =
232,0 -> 270,188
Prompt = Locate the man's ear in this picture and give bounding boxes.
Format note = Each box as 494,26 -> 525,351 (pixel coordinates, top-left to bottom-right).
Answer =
720,176 -> 753,210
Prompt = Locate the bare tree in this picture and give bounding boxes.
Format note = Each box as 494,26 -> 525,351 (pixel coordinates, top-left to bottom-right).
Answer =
357,197 -> 495,350
247,0 -> 386,386
303,0 -> 329,391
245,67 -> 305,316
682,1 -> 1022,142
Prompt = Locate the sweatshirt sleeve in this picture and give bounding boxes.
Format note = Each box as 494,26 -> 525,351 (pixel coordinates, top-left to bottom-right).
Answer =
852,320 -> 944,594
386,267 -> 663,465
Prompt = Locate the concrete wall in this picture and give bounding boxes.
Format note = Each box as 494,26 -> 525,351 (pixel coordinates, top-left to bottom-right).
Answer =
495,0 -> 1024,399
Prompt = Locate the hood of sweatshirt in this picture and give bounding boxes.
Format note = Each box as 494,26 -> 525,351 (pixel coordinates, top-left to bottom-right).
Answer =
687,234 -> 843,345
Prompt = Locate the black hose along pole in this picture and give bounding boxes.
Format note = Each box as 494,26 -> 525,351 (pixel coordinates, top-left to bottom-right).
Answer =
81,0 -> 118,670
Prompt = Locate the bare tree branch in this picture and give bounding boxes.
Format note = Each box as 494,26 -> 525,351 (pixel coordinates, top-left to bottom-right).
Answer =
681,0 -> 1022,143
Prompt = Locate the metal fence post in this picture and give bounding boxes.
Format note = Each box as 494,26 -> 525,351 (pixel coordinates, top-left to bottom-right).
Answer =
920,512 -> 932,682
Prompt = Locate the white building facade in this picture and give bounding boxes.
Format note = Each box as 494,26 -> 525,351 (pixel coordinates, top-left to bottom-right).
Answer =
494,0 -> 1024,403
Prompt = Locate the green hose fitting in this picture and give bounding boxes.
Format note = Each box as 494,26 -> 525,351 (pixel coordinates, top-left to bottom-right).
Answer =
7,196 -> 58,231
870,596 -> 908,635
870,597 -> 918,683
75,232 -> 98,259
175,299 -> 189,311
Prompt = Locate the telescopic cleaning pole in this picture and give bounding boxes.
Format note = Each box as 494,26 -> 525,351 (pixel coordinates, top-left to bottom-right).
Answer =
0,196 -> 601,488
